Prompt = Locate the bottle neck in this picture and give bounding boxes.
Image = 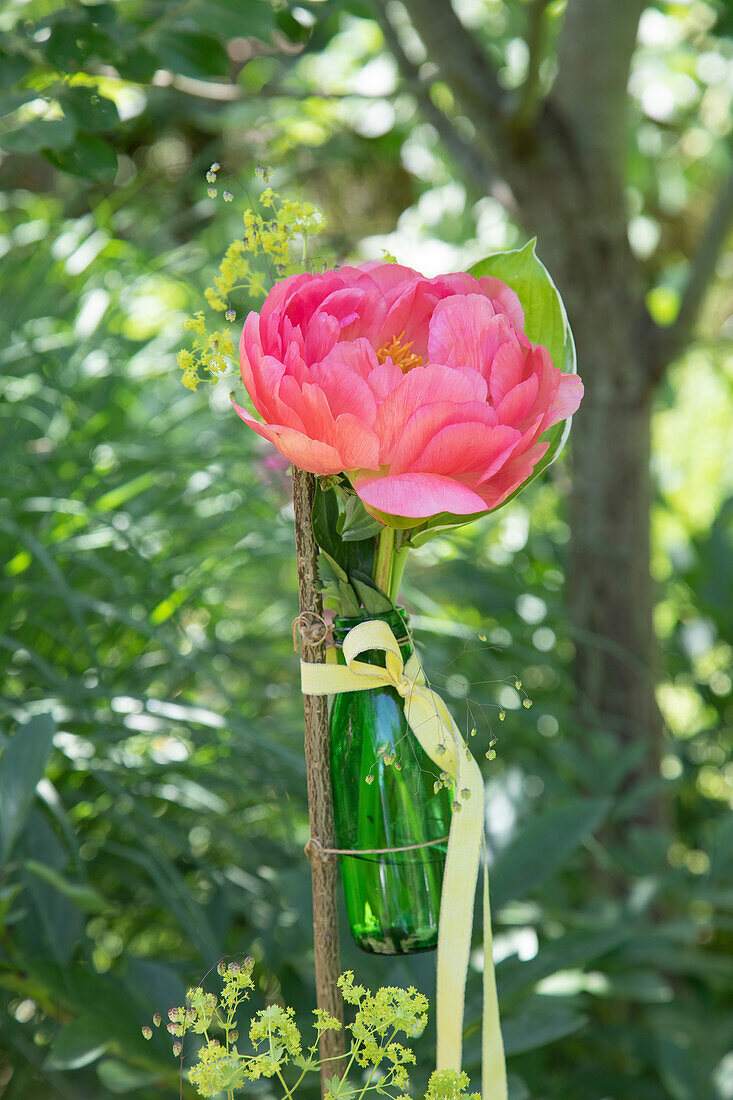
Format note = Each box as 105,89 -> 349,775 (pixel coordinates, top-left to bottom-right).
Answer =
332,608 -> 412,666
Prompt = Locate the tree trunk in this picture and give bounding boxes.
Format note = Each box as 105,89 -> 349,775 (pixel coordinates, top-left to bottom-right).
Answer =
506,143 -> 663,798
567,349 -> 660,766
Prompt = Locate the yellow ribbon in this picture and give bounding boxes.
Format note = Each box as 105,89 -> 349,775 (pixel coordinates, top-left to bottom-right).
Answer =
300,619 -> 507,1100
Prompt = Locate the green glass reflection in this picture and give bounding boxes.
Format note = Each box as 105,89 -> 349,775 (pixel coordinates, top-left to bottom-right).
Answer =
329,609 -> 453,955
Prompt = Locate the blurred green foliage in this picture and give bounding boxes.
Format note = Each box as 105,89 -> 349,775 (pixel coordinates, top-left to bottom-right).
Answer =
0,1 -> 732,1098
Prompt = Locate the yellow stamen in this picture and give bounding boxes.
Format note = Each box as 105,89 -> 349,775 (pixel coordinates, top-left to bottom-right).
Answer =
377,331 -> 423,374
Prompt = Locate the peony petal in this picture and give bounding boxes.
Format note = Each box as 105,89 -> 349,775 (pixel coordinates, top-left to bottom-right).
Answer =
339,292 -> 387,344
354,261 -> 422,293
373,364 -> 488,461
232,402 -> 344,474
390,401 -> 499,475
366,359 -> 404,401
429,272 -> 482,297
277,379 -> 337,442
310,353 -> 378,426
488,334 -> 526,407
546,372 -> 584,427
316,287 -> 367,328
281,273 -> 345,330
259,272 -> 311,345
316,338 -> 380,384
377,280 -> 440,356
496,374 -> 540,428
303,311 -> 340,364
427,293 -> 497,371
353,471 -> 490,519
478,276 -> 525,329
331,413 -> 381,471
408,423 -> 521,477
476,441 -> 550,509
279,315 -> 306,364
239,311 -> 267,408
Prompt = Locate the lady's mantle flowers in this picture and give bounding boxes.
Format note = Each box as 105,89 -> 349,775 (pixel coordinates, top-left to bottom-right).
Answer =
233,262 -> 583,522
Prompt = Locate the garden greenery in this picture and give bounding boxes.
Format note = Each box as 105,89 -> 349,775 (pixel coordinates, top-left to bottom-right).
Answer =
145,959 -> 478,1100
1,2 -> 731,1097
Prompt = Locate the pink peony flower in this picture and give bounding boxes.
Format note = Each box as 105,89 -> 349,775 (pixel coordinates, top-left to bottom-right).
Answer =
233,262 -> 583,522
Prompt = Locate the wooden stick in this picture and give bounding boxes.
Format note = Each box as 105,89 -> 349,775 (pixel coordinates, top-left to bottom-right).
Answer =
291,466 -> 346,1088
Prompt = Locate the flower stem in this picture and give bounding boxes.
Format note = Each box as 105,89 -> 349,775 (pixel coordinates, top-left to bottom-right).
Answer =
275,1067 -> 295,1100
388,543 -> 409,605
373,526 -> 395,597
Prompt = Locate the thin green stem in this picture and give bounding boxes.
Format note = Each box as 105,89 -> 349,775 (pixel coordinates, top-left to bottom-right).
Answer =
388,542 -> 409,605
337,1036 -> 362,1082
373,526 -> 396,596
352,1027 -> 396,1100
279,1063 -> 311,1098
275,1066 -> 295,1100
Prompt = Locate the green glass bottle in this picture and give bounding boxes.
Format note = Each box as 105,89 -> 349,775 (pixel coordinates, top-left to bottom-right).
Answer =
329,608 -> 453,955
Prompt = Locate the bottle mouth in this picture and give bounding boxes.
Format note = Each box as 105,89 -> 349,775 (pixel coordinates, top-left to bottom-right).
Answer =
332,607 -> 410,646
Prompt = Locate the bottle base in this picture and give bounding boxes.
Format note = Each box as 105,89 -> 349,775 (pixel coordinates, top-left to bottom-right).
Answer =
352,929 -> 439,955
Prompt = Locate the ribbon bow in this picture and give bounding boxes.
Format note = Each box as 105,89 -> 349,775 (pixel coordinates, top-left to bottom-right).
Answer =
300,619 -> 507,1100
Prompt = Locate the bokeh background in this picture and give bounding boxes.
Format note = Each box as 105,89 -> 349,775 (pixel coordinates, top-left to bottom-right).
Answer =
1,1 -> 732,1098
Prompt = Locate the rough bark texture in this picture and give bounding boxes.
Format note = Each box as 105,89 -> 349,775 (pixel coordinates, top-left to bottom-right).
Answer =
291,466 -> 346,1087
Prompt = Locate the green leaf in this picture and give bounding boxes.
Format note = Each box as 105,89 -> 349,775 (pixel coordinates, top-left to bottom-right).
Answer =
0,883 -> 23,926
408,512 -> 485,549
501,996 -> 587,1055
312,484 -> 394,614
45,21 -> 95,69
60,87 -> 119,132
0,713 -> 55,865
96,1059 -> 159,1093
116,44 -> 158,83
591,970 -> 673,1002
324,1075 -> 355,1099
152,30 -> 229,80
350,572 -> 394,613
0,50 -> 33,89
312,483 -> 378,602
655,1038 -> 708,1100
497,926 -> 630,997
42,13 -> 116,70
339,494 -> 383,542
45,1016 -> 111,1070
187,0 -> 277,40
23,860 -> 108,914
45,133 -> 117,182
0,115 -> 75,154
336,579 -> 362,616
490,797 -> 610,908
276,8 -> 313,43
507,1075 -> 530,1100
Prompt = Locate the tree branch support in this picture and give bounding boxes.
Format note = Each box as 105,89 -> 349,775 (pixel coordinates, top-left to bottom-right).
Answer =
291,465 -> 346,1092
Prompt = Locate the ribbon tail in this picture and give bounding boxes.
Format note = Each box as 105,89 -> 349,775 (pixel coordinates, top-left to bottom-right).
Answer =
435,754 -> 483,1073
482,839 -> 507,1100
403,690 -> 484,1078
